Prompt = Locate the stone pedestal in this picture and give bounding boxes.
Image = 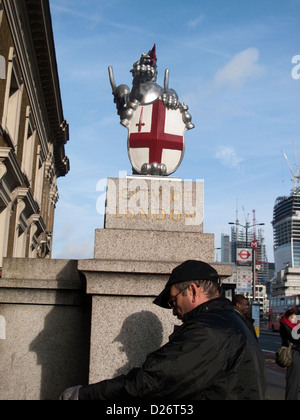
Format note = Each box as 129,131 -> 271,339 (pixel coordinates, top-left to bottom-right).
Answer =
79,176 -> 232,384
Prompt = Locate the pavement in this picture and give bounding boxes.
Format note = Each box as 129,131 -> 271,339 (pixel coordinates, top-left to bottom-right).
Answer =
258,326 -> 287,400
263,350 -> 287,400
261,329 -> 300,400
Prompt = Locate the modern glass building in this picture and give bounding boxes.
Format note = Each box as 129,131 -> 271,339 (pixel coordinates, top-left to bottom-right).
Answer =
272,191 -> 300,273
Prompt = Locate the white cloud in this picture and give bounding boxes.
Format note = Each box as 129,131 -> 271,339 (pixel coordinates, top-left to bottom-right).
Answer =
214,48 -> 265,88
52,198 -> 102,260
51,3 -> 145,35
215,146 -> 244,169
188,15 -> 205,28
51,4 -> 102,25
53,238 -> 94,260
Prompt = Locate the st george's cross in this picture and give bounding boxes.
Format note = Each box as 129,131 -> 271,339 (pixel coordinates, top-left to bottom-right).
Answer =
127,99 -> 186,176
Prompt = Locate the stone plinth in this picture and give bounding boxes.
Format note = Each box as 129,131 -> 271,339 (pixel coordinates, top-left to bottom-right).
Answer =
79,175 -> 231,384
104,176 -> 204,232
94,229 -> 214,261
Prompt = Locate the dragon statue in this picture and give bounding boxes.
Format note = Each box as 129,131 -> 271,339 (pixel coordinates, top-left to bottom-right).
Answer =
108,45 -> 194,176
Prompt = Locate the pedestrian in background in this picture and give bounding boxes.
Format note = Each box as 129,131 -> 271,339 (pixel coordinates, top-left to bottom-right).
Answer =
233,294 -> 257,339
280,309 -> 300,400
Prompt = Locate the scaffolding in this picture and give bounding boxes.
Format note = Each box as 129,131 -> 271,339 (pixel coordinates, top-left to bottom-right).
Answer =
230,223 -> 269,286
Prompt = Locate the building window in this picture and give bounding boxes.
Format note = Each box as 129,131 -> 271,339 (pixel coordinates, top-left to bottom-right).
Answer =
21,107 -> 36,186
0,206 -> 10,267
34,146 -> 44,208
0,55 -> 5,80
0,2 -> 3,29
0,2 -> 6,79
2,48 -> 24,150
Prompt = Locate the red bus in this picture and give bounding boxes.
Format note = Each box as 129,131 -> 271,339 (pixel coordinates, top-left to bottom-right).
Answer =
268,295 -> 300,331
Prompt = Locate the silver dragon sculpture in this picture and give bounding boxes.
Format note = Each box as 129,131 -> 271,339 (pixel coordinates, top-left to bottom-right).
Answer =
108,45 -> 194,131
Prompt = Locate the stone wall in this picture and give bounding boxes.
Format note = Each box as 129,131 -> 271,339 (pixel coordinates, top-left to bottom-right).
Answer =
0,258 -> 91,400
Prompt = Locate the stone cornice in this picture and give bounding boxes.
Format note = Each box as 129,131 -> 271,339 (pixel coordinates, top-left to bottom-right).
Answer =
0,146 -> 24,189
2,0 -> 69,177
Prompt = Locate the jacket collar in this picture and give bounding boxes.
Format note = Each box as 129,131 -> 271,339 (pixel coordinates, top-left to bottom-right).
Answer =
183,297 -> 233,323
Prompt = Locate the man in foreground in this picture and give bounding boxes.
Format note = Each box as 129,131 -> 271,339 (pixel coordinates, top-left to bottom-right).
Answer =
60,260 -> 266,400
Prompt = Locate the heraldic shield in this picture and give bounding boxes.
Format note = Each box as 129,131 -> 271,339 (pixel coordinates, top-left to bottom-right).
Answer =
128,99 -> 186,176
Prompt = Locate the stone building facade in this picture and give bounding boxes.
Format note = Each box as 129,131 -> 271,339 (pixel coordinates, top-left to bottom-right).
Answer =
0,0 -> 69,268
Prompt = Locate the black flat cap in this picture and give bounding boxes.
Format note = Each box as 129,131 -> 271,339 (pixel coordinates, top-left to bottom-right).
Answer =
153,260 -> 220,309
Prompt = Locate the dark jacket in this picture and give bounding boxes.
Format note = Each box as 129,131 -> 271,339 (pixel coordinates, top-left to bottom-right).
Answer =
233,307 -> 257,340
79,298 -> 266,400
280,321 -> 300,352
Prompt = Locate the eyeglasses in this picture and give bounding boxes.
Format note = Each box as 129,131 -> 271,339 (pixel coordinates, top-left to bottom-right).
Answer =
167,285 -> 190,308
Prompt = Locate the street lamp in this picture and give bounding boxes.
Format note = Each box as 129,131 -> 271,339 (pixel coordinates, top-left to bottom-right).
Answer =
228,221 -> 265,338
228,220 -> 264,337
228,222 -> 265,246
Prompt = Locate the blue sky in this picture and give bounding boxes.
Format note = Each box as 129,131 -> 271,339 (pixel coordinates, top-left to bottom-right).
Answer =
49,0 -> 300,262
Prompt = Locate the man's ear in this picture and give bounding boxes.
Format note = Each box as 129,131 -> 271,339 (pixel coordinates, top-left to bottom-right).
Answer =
190,283 -> 198,301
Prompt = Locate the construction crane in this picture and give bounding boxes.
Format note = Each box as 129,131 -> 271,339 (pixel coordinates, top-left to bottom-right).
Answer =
252,209 -> 257,241
282,141 -> 300,193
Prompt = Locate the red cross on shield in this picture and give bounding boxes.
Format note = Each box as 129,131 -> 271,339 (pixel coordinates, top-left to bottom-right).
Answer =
127,99 -> 186,175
